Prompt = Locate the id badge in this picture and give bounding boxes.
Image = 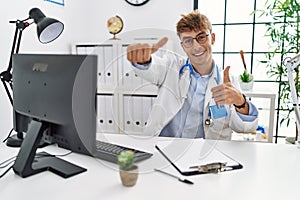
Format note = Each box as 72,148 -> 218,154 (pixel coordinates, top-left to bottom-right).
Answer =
209,99 -> 227,119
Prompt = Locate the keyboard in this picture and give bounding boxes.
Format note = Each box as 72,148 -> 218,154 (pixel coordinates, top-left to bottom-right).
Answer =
94,140 -> 153,163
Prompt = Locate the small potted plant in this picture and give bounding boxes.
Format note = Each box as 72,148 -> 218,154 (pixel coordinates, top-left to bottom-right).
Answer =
117,150 -> 138,187
239,50 -> 254,91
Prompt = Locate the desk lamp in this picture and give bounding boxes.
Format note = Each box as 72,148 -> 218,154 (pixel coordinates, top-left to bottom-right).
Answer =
0,8 -> 64,147
284,53 -> 300,147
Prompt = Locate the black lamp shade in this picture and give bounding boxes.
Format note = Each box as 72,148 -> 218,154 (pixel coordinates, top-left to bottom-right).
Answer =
29,8 -> 64,44
37,18 -> 64,44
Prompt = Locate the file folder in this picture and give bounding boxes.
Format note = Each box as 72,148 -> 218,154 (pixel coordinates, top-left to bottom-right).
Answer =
103,45 -> 114,86
132,96 -> 143,133
123,95 -> 134,134
97,95 -> 107,133
96,46 -> 105,86
104,95 -> 115,133
141,96 -> 153,128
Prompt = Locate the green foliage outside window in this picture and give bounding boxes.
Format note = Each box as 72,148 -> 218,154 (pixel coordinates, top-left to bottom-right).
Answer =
254,0 -> 300,127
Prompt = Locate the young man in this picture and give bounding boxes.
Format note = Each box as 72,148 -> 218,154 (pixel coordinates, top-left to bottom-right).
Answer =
126,10 -> 258,140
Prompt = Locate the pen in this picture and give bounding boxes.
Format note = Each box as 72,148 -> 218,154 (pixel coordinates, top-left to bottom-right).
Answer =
155,145 -> 183,174
154,168 -> 194,185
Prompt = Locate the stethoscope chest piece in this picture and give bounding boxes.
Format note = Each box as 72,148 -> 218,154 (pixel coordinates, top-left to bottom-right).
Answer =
205,117 -> 214,127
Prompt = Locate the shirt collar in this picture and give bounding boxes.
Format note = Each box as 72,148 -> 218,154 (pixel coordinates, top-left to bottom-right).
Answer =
179,58 -> 219,82
190,66 -> 213,79
189,60 -> 215,80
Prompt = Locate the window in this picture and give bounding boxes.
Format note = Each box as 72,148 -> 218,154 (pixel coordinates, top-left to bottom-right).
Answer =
195,0 -> 296,143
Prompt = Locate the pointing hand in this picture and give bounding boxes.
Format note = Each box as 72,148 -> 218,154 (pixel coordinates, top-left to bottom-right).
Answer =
127,37 -> 168,64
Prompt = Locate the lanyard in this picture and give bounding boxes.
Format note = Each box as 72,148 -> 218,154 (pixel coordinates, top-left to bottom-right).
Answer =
215,64 -> 220,85
208,67 -> 220,122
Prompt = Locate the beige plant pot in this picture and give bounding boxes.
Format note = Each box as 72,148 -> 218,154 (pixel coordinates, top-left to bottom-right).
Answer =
119,165 -> 138,187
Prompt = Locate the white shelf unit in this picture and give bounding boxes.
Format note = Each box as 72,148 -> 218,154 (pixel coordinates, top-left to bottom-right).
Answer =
73,40 -> 161,135
232,92 -> 276,143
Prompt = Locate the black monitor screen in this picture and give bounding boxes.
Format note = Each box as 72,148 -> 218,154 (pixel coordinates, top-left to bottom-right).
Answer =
12,54 -> 97,178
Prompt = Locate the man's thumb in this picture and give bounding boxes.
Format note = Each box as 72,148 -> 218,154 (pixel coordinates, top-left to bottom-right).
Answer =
223,66 -> 231,83
151,37 -> 168,53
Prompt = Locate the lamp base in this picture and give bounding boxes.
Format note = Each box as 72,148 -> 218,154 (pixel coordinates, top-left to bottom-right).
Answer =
6,132 -> 50,148
6,133 -> 23,147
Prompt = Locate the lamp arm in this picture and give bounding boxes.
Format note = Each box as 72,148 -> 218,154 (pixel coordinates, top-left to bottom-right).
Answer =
286,57 -> 300,147
7,20 -> 30,73
0,23 -> 21,105
0,20 -> 30,105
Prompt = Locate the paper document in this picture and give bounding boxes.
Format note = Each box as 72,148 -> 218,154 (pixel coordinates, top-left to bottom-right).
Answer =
156,138 -> 240,173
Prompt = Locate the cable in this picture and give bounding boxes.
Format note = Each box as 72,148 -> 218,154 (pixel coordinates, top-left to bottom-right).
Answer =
35,151 -> 73,158
0,151 -> 72,166
0,155 -> 16,178
55,151 -> 73,157
0,155 -> 16,168
0,165 -> 13,178
0,159 -> 15,169
2,128 -> 14,143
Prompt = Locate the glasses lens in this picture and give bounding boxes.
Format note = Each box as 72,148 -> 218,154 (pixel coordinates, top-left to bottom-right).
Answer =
182,38 -> 193,48
196,34 -> 207,44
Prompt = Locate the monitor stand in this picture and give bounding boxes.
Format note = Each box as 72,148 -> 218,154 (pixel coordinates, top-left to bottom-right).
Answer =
13,120 -> 87,178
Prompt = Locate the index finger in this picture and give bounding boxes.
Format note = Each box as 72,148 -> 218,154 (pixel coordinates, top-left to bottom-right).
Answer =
151,37 -> 168,54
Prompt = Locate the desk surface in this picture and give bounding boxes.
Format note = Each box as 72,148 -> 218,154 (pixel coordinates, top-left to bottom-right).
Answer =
1,134 -> 300,200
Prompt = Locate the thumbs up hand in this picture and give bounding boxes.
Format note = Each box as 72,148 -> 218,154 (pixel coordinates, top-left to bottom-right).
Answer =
127,37 -> 168,64
211,66 -> 246,110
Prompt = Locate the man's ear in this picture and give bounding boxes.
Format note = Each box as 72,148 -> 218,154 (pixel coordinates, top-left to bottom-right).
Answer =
211,33 -> 216,45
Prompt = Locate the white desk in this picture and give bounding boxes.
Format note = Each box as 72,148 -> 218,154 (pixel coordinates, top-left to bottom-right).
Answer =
1,134 -> 300,200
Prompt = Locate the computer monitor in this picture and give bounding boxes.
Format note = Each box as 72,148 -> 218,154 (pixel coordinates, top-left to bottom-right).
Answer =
12,54 -> 97,178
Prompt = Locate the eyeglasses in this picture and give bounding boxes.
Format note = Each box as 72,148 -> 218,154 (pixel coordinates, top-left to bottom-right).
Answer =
181,33 -> 210,48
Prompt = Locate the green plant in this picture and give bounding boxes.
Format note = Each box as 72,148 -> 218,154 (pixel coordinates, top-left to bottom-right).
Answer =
240,69 -> 253,83
253,0 -> 300,127
117,150 -> 135,171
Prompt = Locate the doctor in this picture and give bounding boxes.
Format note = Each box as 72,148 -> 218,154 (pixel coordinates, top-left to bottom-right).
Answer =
127,10 -> 258,140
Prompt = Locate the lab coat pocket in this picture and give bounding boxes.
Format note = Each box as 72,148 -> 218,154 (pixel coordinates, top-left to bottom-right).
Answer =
210,116 -> 228,131
206,116 -> 231,140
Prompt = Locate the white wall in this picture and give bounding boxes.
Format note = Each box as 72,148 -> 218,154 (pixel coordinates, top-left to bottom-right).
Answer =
0,0 -> 193,139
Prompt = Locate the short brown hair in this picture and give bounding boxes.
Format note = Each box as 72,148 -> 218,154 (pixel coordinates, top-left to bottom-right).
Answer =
176,10 -> 212,36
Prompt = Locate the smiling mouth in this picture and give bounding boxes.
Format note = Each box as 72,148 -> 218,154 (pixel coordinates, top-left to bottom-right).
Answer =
193,51 -> 206,57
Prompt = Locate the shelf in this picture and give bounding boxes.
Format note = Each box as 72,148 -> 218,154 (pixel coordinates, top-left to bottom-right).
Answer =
233,91 -> 276,143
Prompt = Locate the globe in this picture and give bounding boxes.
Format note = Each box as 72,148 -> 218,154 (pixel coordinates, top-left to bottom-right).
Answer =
107,16 -> 123,39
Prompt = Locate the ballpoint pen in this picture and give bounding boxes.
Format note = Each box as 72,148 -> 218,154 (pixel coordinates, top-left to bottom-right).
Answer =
154,168 -> 194,185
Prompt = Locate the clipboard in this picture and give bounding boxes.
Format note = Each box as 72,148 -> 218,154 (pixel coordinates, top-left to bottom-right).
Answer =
155,139 -> 243,176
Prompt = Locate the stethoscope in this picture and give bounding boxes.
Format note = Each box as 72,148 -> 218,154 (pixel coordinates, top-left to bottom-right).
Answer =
179,58 -> 221,127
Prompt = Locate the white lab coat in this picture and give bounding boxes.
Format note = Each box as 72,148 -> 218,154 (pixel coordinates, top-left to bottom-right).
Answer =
132,53 -> 258,140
